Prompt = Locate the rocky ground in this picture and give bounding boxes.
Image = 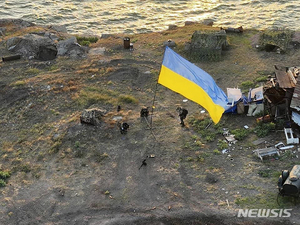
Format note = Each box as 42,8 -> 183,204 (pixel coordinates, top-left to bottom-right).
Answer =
0,19 -> 300,224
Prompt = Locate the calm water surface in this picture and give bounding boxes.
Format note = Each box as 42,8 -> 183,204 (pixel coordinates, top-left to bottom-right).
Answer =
0,0 -> 299,35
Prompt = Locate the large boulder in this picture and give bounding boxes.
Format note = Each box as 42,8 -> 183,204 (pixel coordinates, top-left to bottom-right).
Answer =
38,44 -> 58,61
186,30 -> 229,61
6,34 -> 57,60
80,108 -> 107,126
57,37 -> 87,58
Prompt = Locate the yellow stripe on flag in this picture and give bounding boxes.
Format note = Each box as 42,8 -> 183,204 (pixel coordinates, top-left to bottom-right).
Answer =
158,65 -> 225,124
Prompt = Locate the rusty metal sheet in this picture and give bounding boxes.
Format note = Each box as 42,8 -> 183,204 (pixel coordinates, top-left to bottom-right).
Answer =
275,68 -> 296,88
291,78 -> 300,110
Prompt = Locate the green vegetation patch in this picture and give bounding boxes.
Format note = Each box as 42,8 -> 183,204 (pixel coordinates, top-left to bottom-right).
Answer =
231,128 -> 250,140
258,169 -> 272,178
255,76 -> 268,83
217,139 -> 228,150
76,36 -> 99,46
12,80 -> 26,87
77,86 -> 119,107
254,122 -> 275,137
235,192 -> 294,209
188,116 -> 221,143
241,80 -> 254,90
0,170 -> 11,187
118,94 -> 138,104
25,67 -> 41,75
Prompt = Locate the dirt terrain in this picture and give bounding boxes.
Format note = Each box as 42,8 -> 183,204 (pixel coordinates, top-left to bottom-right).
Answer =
0,21 -> 300,224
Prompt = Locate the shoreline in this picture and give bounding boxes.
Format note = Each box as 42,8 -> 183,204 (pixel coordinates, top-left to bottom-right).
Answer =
1,18 -> 300,39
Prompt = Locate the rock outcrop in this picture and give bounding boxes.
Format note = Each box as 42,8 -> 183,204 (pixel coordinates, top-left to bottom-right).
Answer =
0,19 -> 35,28
6,34 -> 57,60
57,37 -> 87,58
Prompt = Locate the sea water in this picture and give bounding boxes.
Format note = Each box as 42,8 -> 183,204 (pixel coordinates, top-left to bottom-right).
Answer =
0,0 -> 299,35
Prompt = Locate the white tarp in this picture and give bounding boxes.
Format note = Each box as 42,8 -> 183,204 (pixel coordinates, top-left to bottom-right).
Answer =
249,86 -> 264,101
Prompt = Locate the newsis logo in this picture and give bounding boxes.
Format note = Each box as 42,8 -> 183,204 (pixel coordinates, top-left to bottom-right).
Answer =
237,209 -> 292,218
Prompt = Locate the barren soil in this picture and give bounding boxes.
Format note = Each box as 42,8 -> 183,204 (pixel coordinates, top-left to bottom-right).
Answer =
0,22 -> 300,224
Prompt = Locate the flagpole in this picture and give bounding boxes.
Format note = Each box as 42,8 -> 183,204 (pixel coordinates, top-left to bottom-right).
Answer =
150,82 -> 158,129
150,46 -> 168,129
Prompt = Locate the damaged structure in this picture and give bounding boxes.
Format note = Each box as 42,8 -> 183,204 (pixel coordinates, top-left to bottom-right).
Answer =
264,66 -> 299,124
224,64 -> 300,148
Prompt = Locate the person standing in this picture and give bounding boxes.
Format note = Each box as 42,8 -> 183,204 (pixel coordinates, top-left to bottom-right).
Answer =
176,107 -> 188,127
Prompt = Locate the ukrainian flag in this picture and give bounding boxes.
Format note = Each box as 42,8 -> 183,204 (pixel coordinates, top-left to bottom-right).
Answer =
158,47 -> 228,124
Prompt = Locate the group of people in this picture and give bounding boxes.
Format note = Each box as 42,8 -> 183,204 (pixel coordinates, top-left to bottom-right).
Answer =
118,106 -> 189,134
117,106 -> 189,170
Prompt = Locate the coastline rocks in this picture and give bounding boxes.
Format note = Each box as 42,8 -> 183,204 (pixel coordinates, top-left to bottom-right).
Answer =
48,25 -> 68,33
0,19 -> 35,28
6,34 -> 57,60
199,19 -> 214,26
185,21 -> 196,26
168,25 -> 178,30
6,34 -> 87,60
57,37 -> 87,58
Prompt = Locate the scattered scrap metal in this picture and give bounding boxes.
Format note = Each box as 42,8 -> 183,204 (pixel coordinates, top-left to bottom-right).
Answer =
253,141 -> 296,161
222,128 -> 237,145
253,147 -> 280,161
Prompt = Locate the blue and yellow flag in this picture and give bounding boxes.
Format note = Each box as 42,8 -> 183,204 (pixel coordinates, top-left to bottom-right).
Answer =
158,46 -> 228,124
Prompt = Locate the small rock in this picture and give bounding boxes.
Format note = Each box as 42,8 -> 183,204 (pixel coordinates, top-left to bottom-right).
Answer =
168,25 -> 177,30
200,19 -> 214,26
163,40 -> 176,48
185,21 -> 195,26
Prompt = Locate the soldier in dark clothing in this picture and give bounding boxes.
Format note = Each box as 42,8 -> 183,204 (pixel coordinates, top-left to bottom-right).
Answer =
118,122 -> 129,134
176,107 -> 188,127
140,107 -> 150,117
